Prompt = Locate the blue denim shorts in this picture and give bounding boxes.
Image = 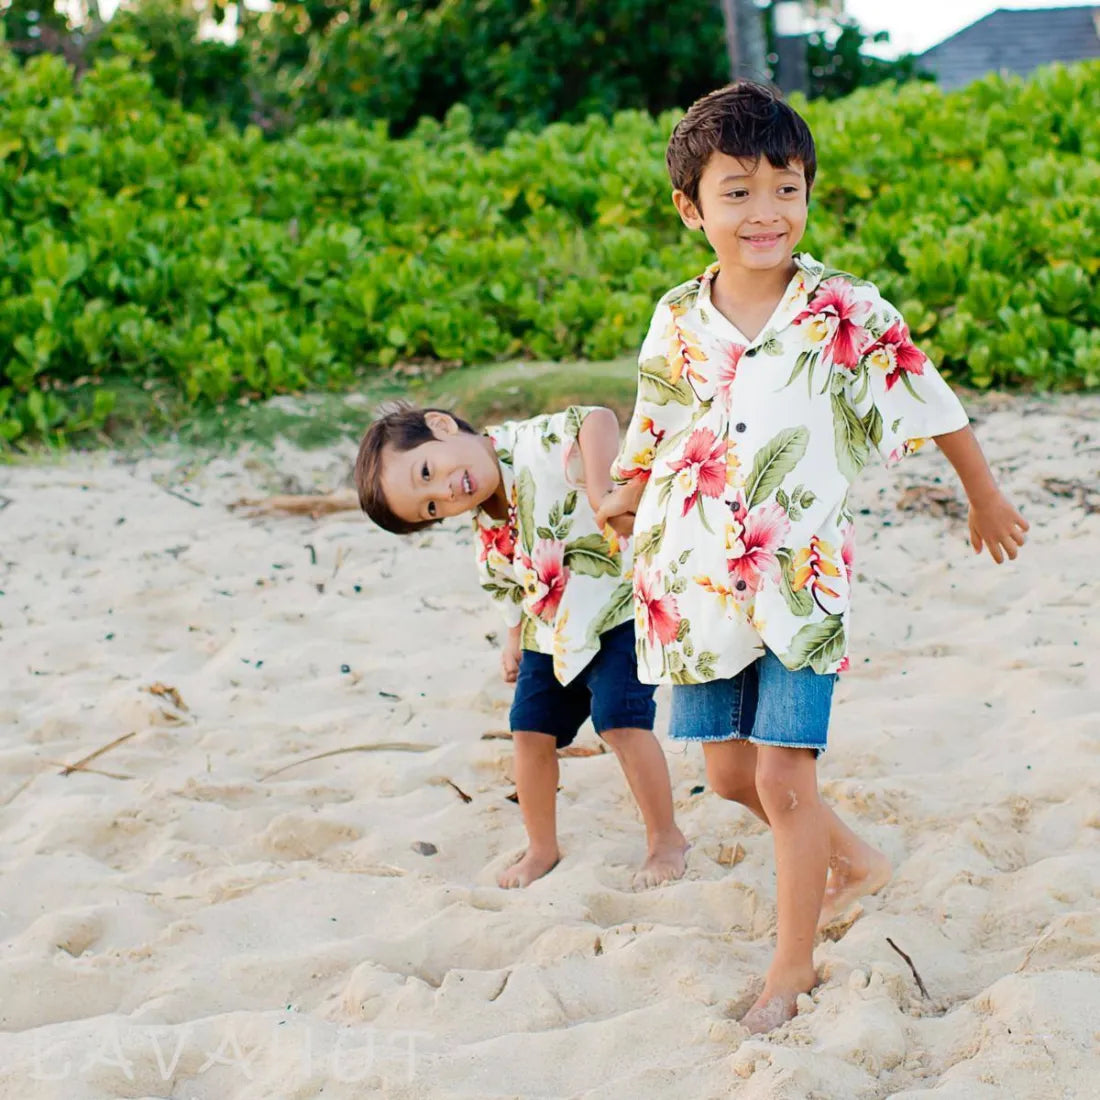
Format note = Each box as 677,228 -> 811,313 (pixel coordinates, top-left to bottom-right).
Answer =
668,646 -> 835,753
509,621 -> 656,747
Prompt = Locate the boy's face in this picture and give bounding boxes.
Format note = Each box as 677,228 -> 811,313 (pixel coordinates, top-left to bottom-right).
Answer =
673,154 -> 808,273
379,412 -> 502,526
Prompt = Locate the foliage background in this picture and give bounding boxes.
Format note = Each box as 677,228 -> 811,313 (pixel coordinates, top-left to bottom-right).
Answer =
0,3 -> 1098,447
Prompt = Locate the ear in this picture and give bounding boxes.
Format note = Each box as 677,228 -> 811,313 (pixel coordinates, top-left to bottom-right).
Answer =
424,411 -> 458,439
672,189 -> 703,230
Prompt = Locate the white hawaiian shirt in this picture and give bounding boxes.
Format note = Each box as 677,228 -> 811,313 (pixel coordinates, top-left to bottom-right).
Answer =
475,407 -> 634,685
612,253 -> 970,685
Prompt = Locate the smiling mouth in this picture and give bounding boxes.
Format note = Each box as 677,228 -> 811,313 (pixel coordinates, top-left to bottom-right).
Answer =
743,232 -> 785,243
462,471 -> 473,495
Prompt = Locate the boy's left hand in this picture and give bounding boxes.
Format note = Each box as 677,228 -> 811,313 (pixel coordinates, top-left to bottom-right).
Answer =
968,491 -> 1029,564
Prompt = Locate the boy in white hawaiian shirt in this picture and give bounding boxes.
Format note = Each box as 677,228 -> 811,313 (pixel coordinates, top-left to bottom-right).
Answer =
356,402 -> 688,890
597,81 -> 1028,1033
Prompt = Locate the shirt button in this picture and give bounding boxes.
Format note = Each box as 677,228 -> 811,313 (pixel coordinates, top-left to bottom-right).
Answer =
735,422 -> 747,433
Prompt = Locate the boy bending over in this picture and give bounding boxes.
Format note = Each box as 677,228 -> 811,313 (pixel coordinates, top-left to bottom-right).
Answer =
598,82 -> 1028,1032
357,403 -> 688,889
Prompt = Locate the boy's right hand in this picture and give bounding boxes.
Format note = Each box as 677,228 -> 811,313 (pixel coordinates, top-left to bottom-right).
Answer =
501,625 -> 522,683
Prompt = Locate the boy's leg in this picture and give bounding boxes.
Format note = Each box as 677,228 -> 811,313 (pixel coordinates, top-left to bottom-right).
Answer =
498,731 -> 561,889
703,740 -> 890,929
499,646 -> 588,889
589,622 -> 687,889
600,727 -> 688,888
742,744 -> 828,1033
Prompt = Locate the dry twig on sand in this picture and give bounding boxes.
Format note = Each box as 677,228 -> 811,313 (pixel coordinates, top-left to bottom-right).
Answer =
58,731 -> 137,777
231,491 -> 359,519
260,741 -> 437,781
887,936 -> 931,999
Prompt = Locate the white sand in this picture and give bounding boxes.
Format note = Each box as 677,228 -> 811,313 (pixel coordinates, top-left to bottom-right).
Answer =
0,393 -> 1097,1099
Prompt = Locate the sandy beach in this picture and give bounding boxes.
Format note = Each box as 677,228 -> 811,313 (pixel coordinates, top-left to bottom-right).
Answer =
1,392 -> 1098,1099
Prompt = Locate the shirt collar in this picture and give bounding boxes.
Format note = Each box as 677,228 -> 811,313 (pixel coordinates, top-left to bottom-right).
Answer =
694,252 -> 825,341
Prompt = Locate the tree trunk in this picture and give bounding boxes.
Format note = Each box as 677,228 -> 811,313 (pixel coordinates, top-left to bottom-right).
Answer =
721,0 -> 769,82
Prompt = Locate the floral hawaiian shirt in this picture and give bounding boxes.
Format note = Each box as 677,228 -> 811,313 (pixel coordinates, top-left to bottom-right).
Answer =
611,253 -> 970,685
475,407 -> 634,685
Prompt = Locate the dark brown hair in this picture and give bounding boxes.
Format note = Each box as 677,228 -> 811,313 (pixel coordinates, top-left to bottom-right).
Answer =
355,401 -> 478,535
666,80 -> 816,210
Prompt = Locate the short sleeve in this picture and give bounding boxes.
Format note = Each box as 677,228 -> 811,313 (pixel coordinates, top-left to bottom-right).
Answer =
847,295 -> 970,466
611,300 -> 676,483
559,406 -> 600,488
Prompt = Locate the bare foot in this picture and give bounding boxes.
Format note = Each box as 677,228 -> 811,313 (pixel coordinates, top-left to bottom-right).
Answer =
497,848 -> 560,889
740,966 -> 817,1034
817,846 -> 892,930
632,832 -> 689,890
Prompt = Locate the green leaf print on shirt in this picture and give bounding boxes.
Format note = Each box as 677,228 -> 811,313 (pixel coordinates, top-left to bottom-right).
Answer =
832,392 -> 870,481
639,356 -> 694,407
776,548 -> 814,618
585,580 -> 634,647
517,468 -> 537,554
744,427 -> 810,510
784,614 -> 846,674
563,533 -> 621,577
634,521 -> 666,560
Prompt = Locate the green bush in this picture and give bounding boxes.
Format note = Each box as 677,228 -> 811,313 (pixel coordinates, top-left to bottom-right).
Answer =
1,52 -> 1098,446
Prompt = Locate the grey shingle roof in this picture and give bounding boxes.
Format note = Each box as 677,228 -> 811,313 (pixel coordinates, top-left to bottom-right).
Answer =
919,6 -> 1100,90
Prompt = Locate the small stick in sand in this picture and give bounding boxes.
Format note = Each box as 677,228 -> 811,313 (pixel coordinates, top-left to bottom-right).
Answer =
558,744 -> 607,758
59,731 -> 137,777
231,492 -> 359,519
154,480 -> 202,507
260,741 -> 437,781
47,762 -> 134,780
886,937 -> 931,999
443,779 -> 473,803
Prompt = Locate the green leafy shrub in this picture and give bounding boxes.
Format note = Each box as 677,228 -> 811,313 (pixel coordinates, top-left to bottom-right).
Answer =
1,53 -> 1098,446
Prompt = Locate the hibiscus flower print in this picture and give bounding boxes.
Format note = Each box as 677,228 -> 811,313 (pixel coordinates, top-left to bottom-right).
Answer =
794,278 -> 872,368
668,427 -> 728,517
715,341 -> 747,406
519,540 -> 570,623
478,522 -> 516,565
725,496 -> 791,599
864,320 -> 927,390
634,563 -> 682,647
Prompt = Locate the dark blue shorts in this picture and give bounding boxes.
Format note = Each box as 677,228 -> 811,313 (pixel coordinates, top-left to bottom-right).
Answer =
509,621 -> 656,747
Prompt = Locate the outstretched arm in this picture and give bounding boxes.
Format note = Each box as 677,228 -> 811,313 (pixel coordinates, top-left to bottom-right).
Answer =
934,425 -> 1028,564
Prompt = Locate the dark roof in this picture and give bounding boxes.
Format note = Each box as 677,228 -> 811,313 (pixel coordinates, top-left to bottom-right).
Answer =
919,6 -> 1100,90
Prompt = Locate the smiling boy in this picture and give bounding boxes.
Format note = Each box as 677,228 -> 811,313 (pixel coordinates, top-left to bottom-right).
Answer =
357,402 -> 688,890
597,82 -> 1028,1032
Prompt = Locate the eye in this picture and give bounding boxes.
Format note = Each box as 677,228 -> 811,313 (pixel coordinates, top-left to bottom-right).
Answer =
779,185 -> 801,196
427,501 -> 437,517
727,188 -> 749,199
421,462 -> 430,480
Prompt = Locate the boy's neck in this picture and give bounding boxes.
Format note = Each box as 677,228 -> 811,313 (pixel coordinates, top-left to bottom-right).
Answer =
710,257 -> 798,342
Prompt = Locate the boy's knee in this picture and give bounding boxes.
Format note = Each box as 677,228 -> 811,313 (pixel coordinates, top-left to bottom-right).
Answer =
705,758 -> 756,804
754,749 -> 817,811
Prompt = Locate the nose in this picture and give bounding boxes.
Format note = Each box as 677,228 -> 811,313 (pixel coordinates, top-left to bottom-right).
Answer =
746,193 -> 782,223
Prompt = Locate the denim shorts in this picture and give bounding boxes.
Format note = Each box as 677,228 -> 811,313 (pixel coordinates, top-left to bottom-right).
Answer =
668,646 -> 835,753
509,621 -> 657,747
